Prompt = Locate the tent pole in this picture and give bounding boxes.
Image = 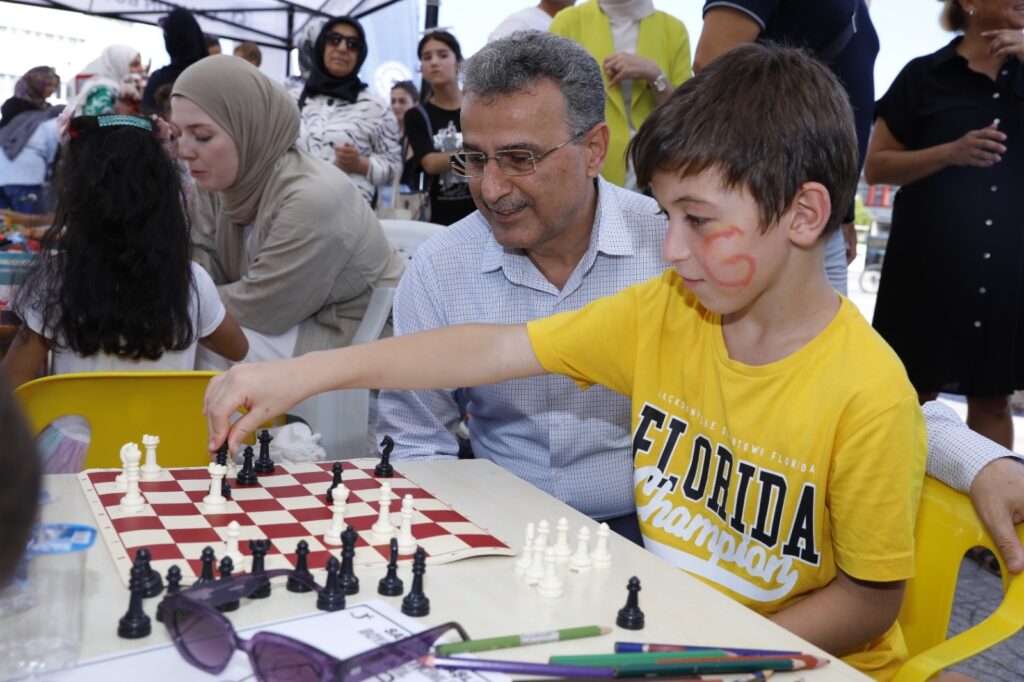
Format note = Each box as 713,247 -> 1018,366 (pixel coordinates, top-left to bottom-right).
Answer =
285,5 -> 294,77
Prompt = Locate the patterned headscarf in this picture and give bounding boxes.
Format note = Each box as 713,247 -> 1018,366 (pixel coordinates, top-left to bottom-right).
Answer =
14,66 -> 59,108
172,54 -> 301,226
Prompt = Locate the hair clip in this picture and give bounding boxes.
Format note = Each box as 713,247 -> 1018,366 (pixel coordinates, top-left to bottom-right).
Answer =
96,114 -> 154,131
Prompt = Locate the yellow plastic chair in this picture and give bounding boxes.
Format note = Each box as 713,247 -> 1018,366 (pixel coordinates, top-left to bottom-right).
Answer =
14,371 -> 220,469
893,475 -> 1024,681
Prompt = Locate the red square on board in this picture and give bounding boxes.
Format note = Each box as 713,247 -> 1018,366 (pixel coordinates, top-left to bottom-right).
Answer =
168,527 -> 222,544
264,485 -> 311,499
291,472 -> 329,485
344,478 -> 380,492
458,534 -> 507,549
88,471 -> 119,484
172,469 -> 212,480
98,493 -> 123,508
345,515 -> 376,532
290,507 -> 333,523
391,487 -> 433,499
306,550 -> 333,571
148,544 -> 186,561
151,503 -> 202,516
258,522 -> 312,539
111,516 -> 166,533
234,498 -> 284,513
204,513 -> 249,527
409,523 -> 446,540
421,509 -> 468,523
139,480 -> 185,493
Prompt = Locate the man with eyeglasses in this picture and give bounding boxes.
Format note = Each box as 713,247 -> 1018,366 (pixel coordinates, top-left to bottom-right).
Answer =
377,31 -> 664,544
377,32 -> 1024,565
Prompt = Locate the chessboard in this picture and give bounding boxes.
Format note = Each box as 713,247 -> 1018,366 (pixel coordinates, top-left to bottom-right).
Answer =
78,459 -> 515,586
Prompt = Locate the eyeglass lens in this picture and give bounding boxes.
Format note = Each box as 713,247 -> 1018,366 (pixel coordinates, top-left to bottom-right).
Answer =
252,638 -> 325,682
326,33 -> 360,50
454,151 -> 535,177
171,600 -> 235,672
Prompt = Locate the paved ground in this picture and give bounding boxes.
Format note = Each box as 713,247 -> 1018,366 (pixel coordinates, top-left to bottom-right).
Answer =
846,249 -> 1024,679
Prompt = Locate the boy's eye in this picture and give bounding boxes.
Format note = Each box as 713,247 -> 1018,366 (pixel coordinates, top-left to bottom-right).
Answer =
685,214 -> 710,228
195,136 -> 211,143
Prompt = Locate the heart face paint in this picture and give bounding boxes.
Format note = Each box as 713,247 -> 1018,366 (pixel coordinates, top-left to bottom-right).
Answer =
699,225 -> 757,288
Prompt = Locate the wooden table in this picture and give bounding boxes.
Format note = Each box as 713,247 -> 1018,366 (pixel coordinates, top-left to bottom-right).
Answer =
43,459 -> 868,680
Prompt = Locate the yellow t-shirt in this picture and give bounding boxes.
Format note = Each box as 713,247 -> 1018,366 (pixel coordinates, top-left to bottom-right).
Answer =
528,269 -> 927,680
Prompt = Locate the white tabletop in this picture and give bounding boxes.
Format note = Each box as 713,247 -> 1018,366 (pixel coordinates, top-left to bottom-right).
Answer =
43,459 -> 868,680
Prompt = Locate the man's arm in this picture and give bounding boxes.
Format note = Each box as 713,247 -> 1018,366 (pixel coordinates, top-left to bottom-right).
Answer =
693,7 -> 762,72
923,400 -> 1024,573
206,323 -> 545,454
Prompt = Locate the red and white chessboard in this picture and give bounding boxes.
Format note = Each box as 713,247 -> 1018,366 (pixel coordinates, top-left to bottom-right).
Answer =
78,459 -> 514,586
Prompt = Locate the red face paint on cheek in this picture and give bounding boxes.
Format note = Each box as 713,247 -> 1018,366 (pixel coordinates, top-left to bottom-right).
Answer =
699,225 -> 757,288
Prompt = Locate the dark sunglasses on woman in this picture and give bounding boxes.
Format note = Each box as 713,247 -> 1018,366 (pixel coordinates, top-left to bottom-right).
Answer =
325,33 -> 361,51
162,567 -> 470,682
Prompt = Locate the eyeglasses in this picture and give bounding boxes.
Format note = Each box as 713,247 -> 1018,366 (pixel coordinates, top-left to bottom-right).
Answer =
162,568 -> 470,681
325,33 -> 361,51
448,129 -> 588,178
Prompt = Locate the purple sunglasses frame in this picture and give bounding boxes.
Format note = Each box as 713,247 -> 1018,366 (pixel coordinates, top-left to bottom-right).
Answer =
162,568 -> 470,681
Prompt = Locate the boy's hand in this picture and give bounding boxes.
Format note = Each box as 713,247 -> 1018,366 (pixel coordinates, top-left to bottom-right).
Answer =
603,52 -> 661,88
970,456 -> 1024,574
947,121 -> 1007,167
204,359 -> 309,455
982,29 -> 1024,60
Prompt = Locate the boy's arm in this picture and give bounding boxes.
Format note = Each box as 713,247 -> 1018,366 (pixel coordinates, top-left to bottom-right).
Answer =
205,323 -> 543,453
769,569 -> 904,657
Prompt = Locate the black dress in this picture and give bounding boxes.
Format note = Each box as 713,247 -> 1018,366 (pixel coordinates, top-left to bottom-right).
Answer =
403,101 -> 476,226
873,38 -> 1024,396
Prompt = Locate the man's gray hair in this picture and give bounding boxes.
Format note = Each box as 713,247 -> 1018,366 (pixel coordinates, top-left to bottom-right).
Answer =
461,30 -> 605,135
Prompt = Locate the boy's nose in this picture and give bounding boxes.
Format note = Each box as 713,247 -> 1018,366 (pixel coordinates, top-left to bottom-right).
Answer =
661,222 -> 692,264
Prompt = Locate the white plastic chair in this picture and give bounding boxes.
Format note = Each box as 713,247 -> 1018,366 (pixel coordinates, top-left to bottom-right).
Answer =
289,287 -> 395,458
379,219 -> 446,261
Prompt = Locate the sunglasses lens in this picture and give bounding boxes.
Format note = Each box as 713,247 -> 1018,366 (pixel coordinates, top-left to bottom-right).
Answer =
170,601 -> 234,672
252,637 -> 324,682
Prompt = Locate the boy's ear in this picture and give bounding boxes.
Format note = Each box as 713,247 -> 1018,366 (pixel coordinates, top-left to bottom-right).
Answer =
787,181 -> 831,247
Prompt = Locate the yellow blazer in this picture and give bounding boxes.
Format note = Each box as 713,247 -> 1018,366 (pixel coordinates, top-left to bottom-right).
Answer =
550,0 -> 692,187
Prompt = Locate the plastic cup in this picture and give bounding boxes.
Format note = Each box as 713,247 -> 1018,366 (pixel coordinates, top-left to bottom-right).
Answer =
0,523 -> 96,679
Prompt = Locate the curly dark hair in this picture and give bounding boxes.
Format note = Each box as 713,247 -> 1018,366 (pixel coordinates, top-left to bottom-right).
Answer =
17,116 -> 195,360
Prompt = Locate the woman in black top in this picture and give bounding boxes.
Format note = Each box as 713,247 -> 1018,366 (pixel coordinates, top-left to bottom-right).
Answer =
865,0 -> 1024,447
403,31 -> 476,226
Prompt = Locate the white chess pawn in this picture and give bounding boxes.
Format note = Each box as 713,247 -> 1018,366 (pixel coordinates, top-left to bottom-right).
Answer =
553,517 -> 572,564
536,547 -> 564,598
371,482 -> 395,542
590,522 -> 612,569
524,534 -> 546,585
224,520 -> 247,570
201,462 -> 228,513
569,526 -> 593,573
396,494 -> 416,554
535,519 -> 550,552
115,443 -> 130,491
118,443 -> 145,514
140,434 -> 161,481
514,522 -> 535,575
323,498 -> 347,546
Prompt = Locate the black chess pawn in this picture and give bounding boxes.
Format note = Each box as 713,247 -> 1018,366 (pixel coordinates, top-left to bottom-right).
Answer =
401,547 -> 429,617
255,430 -> 276,474
377,538 -> 404,597
236,446 -> 259,486
317,556 -> 346,612
287,540 -> 314,593
375,436 -> 395,477
325,483 -> 334,505
221,474 -> 232,500
215,443 -> 229,467
155,565 -> 182,624
216,557 -> 239,612
331,461 -> 343,488
248,539 -> 272,599
118,563 -> 152,639
134,547 -> 164,598
616,576 -> 645,630
196,546 -> 216,584
340,525 -> 360,595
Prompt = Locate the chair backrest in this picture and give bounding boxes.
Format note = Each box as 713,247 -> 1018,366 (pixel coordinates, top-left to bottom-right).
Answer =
288,287 -> 396,458
893,475 -> 1024,681
379,219 -> 446,262
14,371 -> 218,469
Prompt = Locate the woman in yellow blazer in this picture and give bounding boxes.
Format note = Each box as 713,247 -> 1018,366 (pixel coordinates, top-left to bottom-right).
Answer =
550,0 -> 691,188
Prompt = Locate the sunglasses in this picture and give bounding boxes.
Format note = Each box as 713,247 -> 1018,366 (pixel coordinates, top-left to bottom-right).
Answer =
325,33 -> 361,51
162,568 -> 469,682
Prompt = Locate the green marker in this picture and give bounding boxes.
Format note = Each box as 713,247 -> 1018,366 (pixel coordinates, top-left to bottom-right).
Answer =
435,625 -> 612,655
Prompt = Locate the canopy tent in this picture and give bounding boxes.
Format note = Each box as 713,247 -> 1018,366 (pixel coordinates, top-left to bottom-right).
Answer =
4,0 -> 439,73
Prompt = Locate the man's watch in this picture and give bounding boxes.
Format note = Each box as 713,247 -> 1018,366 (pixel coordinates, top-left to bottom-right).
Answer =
652,71 -> 669,94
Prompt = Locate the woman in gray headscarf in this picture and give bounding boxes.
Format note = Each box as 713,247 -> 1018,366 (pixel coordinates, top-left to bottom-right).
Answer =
171,55 -> 404,367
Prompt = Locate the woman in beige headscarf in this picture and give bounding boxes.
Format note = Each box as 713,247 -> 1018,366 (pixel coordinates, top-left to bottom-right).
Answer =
171,55 -> 404,367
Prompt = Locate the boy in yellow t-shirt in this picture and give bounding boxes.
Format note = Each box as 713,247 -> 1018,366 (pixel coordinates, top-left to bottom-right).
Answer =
205,43 -> 926,680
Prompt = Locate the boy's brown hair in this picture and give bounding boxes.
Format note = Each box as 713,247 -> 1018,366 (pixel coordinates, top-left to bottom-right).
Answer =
629,42 -> 857,237
233,42 -> 263,67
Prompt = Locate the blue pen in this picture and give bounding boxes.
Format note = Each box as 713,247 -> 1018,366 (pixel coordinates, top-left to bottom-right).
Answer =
615,642 -> 801,657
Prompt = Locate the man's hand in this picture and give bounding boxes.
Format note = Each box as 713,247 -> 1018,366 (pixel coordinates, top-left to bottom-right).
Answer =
334,143 -> 369,175
969,457 -> 1024,574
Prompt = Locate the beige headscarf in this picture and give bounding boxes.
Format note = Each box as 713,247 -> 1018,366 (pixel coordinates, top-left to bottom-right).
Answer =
172,54 -> 300,226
